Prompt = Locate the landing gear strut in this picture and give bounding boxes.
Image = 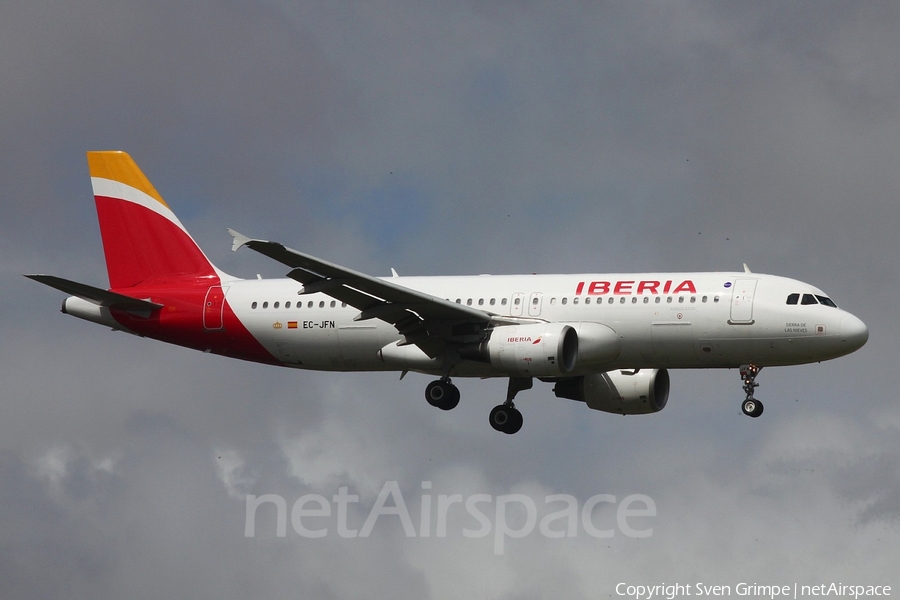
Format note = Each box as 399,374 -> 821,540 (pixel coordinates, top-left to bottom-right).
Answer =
489,377 -> 531,435
739,364 -> 764,418
425,377 -> 460,411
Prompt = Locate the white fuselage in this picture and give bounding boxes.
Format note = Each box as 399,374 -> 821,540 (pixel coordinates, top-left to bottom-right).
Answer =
222,271 -> 868,377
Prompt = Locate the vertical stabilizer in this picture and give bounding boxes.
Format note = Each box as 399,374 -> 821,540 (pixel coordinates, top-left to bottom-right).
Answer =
88,151 -> 219,289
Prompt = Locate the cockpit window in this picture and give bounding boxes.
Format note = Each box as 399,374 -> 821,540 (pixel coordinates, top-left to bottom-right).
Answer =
816,295 -> 837,308
786,293 -> 799,305
801,294 -> 818,305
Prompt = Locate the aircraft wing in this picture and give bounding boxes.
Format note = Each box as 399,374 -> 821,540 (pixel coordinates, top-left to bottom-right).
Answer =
228,230 -> 503,356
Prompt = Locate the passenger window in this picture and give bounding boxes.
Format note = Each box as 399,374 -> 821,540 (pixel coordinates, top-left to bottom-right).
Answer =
562,298 -> 567,305
801,294 -> 818,305
251,302 -> 257,309
274,302 -> 280,309
532,297 -> 539,305
573,297 -> 579,305
262,302 -> 268,309
702,296 -> 708,303
319,301 -> 325,308
655,297 -> 661,304
490,298 -> 496,306
584,297 -> 591,305
308,301 -> 313,308
478,299 -> 484,306
285,301 -> 291,309
513,298 -> 520,306
619,297 -> 626,304
631,297 -> 637,304
643,297 -> 649,304
455,299 -> 461,304
666,297 -> 672,304
786,293 -> 799,305
608,297 -> 614,304
550,298 -> 556,305
690,297 -> 696,304
501,298 -> 508,306
678,297 -> 684,303
330,301 -> 336,308
467,299 -> 473,306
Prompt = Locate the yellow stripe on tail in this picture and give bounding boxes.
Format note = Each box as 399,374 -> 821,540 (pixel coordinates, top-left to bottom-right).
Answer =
87,151 -> 169,208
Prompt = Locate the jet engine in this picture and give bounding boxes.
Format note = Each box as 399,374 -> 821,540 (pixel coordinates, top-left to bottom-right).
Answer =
461,323 -> 578,377
553,369 -> 669,415
567,322 -> 621,368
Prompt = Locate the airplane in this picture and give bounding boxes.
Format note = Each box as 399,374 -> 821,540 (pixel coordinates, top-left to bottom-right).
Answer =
27,151 -> 869,434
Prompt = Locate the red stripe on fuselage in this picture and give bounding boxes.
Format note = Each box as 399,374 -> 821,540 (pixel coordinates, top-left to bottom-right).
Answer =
108,281 -> 281,365
95,194 -> 279,365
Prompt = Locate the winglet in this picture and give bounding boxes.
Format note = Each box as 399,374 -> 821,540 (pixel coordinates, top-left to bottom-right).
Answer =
227,228 -> 253,252
743,263 -> 752,273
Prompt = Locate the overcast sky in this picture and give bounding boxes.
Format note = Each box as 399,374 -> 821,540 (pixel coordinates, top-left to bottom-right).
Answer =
2,1 -> 898,598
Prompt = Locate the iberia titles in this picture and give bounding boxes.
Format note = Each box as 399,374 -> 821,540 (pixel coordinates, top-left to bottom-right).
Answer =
575,279 -> 697,296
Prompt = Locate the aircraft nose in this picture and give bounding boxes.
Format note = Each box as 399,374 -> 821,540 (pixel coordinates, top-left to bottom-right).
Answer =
840,314 -> 869,352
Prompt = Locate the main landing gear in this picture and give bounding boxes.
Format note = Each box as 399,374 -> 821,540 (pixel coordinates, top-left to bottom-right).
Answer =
739,364 -> 764,418
488,377 -> 531,435
425,377 -> 460,411
424,376 -> 530,434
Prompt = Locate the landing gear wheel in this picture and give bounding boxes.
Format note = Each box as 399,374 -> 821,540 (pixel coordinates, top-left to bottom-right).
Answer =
425,379 -> 460,411
741,398 -> 764,418
489,404 -> 523,434
738,364 -> 764,418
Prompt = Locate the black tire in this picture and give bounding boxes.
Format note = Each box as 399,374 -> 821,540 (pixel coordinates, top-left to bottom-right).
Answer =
504,407 -> 523,434
425,380 -> 445,407
489,405 -> 509,432
440,384 -> 460,411
426,380 -> 460,410
751,400 -> 764,417
742,398 -> 764,418
489,405 -> 523,434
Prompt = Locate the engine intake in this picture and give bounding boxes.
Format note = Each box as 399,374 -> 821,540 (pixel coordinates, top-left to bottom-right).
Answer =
554,369 -> 670,415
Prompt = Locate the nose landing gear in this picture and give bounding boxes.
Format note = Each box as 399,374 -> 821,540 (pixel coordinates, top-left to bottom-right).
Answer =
739,364 -> 764,417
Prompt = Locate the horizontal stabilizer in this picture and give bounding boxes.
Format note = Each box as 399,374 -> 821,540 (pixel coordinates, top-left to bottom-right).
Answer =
24,275 -> 163,313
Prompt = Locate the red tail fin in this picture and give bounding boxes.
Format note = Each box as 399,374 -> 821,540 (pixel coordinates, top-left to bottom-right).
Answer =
88,151 -> 219,289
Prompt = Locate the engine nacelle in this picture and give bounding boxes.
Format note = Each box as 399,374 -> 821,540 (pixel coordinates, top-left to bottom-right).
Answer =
567,322 -> 620,368
462,323 -> 578,377
554,369 -> 670,415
